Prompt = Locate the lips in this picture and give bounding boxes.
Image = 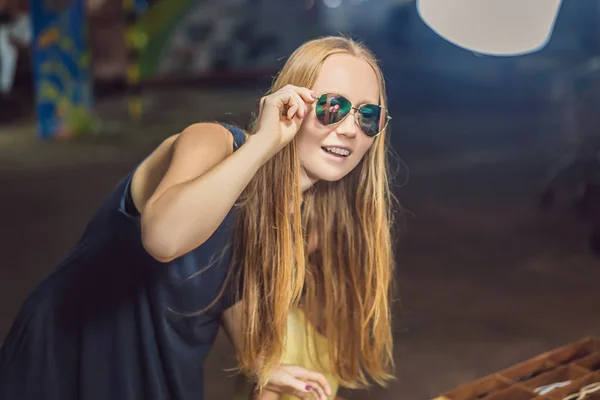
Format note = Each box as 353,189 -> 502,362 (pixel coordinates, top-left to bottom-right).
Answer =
322,146 -> 351,157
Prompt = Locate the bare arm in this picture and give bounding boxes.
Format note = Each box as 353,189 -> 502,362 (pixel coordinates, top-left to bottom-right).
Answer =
140,123 -> 275,262
222,303 -> 333,400
140,85 -> 316,262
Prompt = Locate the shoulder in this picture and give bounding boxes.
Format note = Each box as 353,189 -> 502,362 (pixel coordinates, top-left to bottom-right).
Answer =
173,122 -> 235,154
131,122 -> 238,214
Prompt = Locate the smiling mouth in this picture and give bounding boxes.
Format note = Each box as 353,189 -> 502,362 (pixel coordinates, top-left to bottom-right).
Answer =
322,146 -> 351,157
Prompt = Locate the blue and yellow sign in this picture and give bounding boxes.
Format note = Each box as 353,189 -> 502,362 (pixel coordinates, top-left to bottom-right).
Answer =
30,0 -> 94,139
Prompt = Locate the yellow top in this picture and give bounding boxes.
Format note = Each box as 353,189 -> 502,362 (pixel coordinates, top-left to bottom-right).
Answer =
232,308 -> 340,399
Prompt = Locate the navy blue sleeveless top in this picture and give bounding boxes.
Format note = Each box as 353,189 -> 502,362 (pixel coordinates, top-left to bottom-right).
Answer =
0,123 -> 247,400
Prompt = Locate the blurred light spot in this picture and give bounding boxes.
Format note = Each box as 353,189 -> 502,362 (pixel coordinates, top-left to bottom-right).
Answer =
324,0 -> 342,8
306,0 -> 315,9
417,0 -> 563,56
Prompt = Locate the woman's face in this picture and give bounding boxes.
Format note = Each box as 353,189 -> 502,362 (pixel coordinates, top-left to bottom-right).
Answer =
296,54 -> 382,188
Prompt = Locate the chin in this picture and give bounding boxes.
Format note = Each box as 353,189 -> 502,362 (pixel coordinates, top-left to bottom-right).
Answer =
302,155 -> 360,183
311,168 -> 350,183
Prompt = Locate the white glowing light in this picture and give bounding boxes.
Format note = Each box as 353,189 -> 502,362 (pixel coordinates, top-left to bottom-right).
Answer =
324,0 -> 343,8
416,0 -> 563,56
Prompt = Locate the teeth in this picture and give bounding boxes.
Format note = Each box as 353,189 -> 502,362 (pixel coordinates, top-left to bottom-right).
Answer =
325,147 -> 350,156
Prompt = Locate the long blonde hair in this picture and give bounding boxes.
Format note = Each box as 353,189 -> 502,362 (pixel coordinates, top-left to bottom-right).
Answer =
232,36 -> 397,390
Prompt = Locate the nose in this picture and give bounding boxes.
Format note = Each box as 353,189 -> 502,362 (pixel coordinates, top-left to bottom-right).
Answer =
336,109 -> 359,138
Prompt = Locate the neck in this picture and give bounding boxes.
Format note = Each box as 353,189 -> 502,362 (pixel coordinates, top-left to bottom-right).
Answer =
290,169 -> 317,214
300,168 -> 318,193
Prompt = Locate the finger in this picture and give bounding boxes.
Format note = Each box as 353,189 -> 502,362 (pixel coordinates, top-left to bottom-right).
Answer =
280,374 -> 314,397
268,89 -> 308,117
290,85 -> 317,104
287,103 -> 298,120
280,91 -> 301,120
261,94 -> 288,123
292,369 -> 332,397
284,92 -> 306,120
267,91 -> 295,120
305,380 -> 328,400
291,92 -> 306,119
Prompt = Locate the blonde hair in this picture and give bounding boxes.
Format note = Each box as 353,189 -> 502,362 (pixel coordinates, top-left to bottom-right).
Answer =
232,36 -> 397,390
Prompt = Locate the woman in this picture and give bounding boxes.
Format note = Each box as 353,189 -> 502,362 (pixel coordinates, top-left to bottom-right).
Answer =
0,36 -> 396,400
224,37 -> 396,400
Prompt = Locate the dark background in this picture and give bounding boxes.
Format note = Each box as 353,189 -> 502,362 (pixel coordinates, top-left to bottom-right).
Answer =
2,0 -> 600,398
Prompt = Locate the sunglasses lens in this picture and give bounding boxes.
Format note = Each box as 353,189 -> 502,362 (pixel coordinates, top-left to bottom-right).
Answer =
315,94 -> 352,126
358,104 -> 386,137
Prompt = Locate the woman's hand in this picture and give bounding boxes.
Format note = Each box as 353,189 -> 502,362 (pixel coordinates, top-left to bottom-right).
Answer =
254,84 -> 317,156
251,364 -> 333,400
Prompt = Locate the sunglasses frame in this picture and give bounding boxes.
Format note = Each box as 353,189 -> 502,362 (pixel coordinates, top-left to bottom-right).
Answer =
314,92 -> 392,137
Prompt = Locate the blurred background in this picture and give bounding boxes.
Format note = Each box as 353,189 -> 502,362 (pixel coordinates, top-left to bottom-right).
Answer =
1,0 -> 600,399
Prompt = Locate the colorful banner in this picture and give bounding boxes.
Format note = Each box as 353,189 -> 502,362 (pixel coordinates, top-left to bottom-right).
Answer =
30,0 -> 94,139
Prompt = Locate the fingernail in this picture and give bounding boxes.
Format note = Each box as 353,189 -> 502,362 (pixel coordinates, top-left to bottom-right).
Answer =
305,385 -> 312,391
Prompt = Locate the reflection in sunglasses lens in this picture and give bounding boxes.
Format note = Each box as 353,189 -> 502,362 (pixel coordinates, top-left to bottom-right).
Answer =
316,94 -> 351,126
